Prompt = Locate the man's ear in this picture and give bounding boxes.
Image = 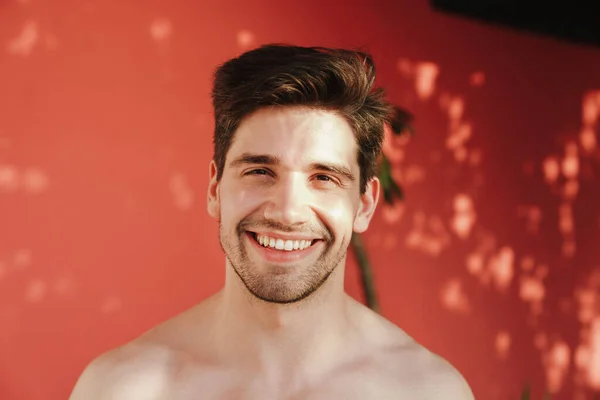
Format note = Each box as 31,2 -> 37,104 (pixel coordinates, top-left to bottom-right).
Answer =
207,160 -> 220,219
353,177 -> 380,233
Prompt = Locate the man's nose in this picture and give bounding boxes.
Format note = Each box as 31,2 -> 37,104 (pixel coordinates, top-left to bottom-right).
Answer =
263,174 -> 311,226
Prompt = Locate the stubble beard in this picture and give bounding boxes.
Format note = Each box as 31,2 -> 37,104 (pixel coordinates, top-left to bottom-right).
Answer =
218,218 -> 348,304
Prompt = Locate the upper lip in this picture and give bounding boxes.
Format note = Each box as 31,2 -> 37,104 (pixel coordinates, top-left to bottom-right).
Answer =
249,230 -> 322,241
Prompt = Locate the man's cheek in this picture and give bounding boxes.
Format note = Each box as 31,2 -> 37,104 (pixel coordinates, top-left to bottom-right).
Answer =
315,197 -> 352,224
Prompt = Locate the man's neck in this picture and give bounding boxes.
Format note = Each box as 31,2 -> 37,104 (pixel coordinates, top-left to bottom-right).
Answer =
210,262 -> 357,383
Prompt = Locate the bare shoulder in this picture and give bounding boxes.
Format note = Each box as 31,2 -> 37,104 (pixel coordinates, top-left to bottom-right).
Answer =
352,300 -> 474,399
382,327 -> 474,399
393,344 -> 474,400
69,296 -> 218,400
68,338 -> 179,400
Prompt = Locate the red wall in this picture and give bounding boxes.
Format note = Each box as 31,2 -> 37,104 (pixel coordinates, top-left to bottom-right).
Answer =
1,0 -> 600,399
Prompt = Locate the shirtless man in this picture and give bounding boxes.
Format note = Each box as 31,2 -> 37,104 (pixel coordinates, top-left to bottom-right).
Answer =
69,44 -> 475,399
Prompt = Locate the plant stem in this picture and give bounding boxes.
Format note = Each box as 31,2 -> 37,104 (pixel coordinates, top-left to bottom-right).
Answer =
351,232 -> 380,313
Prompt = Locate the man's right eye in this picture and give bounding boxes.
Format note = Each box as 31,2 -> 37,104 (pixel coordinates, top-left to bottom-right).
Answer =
245,168 -> 269,176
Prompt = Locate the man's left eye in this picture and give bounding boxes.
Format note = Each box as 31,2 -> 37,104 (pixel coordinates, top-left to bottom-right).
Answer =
315,175 -> 333,182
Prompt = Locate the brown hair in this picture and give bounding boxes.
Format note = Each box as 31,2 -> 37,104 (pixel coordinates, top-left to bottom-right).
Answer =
211,43 -> 394,193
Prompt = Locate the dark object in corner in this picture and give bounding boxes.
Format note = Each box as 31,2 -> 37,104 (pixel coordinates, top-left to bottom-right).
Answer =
430,0 -> 600,48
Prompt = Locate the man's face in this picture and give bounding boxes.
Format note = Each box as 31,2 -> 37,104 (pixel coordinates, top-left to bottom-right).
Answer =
207,106 -> 379,304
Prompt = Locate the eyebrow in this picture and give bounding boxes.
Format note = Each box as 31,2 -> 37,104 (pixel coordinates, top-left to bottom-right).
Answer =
229,152 -> 356,182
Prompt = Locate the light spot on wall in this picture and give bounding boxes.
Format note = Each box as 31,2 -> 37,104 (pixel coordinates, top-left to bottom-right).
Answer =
440,278 -> 471,314
576,287 -> 596,325
575,345 -> 591,381
0,261 -> 6,279
169,173 -> 194,211
469,71 -> 485,87
53,277 -> 75,295
101,295 -> 122,314
582,91 -> 600,127
382,124 -> 410,164
381,201 -> 405,225
561,142 -> 580,180
579,127 -> 597,153
23,168 -> 49,194
449,125 -> 471,156
517,205 -> 543,234
579,90 -> 600,158
13,249 -> 32,269
558,202 -> 576,257
488,247 -> 515,293
451,194 -> 476,239
466,252 -> 485,276
406,212 -> 451,256
519,273 -> 545,317
0,166 -> 49,194
150,18 -> 172,43
543,156 -> 560,185
414,62 -> 439,101
586,317 -> 600,390
0,164 -> 18,192
402,165 -> 426,186
563,179 -> 579,200
7,20 -> 38,56
543,340 -> 571,394
574,270 -> 600,390
558,203 -> 574,234
236,29 -> 256,49
495,330 -> 511,359
442,93 -> 472,164
396,59 -> 440,101
396,58 -> 412,77
448,96 -> 464,123
26,279 -> 46,303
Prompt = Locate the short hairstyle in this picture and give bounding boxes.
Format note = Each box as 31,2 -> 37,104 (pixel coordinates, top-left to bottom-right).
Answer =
211,43 -> 394,193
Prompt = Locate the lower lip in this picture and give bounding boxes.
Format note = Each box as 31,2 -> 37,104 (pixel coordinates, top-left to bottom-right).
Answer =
245,232 -> 322,264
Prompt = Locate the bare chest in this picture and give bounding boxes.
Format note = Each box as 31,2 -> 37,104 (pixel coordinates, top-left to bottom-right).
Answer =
166,365 -> 422,400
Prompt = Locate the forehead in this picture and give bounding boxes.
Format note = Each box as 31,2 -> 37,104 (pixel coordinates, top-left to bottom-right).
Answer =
226,107 -> 358,168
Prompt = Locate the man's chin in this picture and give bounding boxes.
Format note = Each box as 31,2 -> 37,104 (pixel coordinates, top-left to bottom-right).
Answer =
245,283 -> 317,305
243,266 -> 335,305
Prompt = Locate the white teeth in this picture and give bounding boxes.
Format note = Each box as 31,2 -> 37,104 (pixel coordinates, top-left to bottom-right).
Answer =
275,239 -> 284,250
255,234 -> 313,251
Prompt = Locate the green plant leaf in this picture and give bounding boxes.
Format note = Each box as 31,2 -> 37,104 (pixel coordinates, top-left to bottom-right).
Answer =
520,383 -> 531,400
351,232 -> 379,313
378,154 -> 404,205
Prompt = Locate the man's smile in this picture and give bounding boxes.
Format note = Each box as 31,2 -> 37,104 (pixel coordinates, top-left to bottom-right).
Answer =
245,231 -> 325,264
